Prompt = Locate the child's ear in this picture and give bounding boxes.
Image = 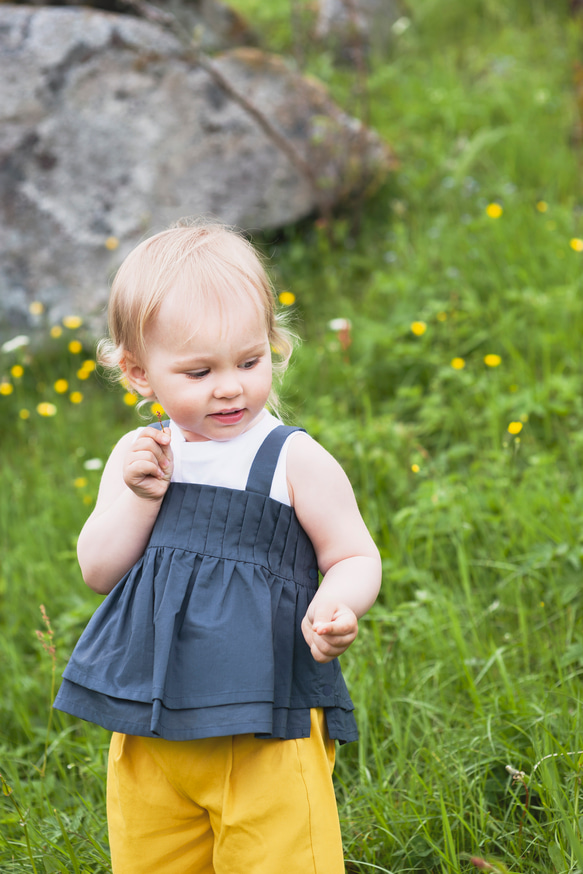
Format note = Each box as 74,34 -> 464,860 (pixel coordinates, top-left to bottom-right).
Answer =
120,352 -> 155,398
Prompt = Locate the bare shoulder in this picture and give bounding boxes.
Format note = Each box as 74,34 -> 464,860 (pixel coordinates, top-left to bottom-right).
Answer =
286,432 -> 351,504
286,431 -> 378,572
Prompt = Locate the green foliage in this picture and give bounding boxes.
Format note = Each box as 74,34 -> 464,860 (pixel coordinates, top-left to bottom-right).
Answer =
3,2 -> 583,871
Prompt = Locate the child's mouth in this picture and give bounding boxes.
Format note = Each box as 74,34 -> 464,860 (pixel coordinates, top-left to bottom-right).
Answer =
209,409 -> 245,424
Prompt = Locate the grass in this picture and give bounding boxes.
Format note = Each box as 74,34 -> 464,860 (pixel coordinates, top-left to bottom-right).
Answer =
2,0 -> 583,870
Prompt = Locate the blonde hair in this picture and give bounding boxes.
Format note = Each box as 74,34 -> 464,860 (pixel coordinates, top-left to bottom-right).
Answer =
98,219 -> 296,413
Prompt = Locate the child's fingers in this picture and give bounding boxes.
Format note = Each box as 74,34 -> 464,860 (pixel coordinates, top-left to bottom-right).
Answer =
307,610 -> 359,663
313,612 -> 355,637
132,429 -> 172,470
123,428 -> 173,493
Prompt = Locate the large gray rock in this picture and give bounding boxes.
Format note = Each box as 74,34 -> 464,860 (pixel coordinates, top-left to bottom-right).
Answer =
0,4 -> 391,334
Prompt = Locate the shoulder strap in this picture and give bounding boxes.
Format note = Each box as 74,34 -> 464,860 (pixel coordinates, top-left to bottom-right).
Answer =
245,425 -> 304,496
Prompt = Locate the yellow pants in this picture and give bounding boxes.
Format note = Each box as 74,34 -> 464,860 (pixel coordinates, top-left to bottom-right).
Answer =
107,709 -> 345,873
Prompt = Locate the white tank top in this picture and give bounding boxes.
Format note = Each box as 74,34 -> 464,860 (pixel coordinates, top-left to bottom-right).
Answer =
163,410 -> 300,506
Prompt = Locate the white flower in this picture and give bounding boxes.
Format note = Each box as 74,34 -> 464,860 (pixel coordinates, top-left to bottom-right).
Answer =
2,335 -> 30,353
328,318 -> 352,332
83,458 -> 104,471
391,17 -> 411,35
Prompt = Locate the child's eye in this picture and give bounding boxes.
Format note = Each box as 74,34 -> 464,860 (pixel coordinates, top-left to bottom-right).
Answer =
240,358 -> 259,370
186,369 -> 210,380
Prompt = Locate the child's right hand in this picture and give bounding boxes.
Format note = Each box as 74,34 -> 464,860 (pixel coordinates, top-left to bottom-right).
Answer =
122,426 -> 173,501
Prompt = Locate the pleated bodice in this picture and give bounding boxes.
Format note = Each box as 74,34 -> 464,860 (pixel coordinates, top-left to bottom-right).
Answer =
54,426 -> 358,743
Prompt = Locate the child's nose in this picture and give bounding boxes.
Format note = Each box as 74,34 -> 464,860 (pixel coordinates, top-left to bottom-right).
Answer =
213,372 -> 243,399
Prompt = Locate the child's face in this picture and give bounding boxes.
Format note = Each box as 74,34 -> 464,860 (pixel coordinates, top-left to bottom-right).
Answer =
125,286 -> 273,442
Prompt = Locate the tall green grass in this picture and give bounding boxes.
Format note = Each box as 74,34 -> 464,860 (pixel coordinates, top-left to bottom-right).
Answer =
3,0 -> 583,870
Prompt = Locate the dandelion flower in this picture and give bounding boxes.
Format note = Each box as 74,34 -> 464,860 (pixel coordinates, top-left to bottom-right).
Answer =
486,203 -> 503,219
54,379 -> 69,394
37,402 -> 57,417
77,359 -> 96,380
69,340 -> 83,354
437,311 -> 447,322
508,421 -> 523,435
123,392 -> 138,406
278,292 -> 296,306
536,201 -> 548,213
50,326 -> 63,338
74,477 -> 88,489
451,357 -> 465,370
10,365 -> 24,378
484,354 -> 502,367
0,382 -> 13,395
570,238 -> 583,252
29,301 -> 45,315
151,402 -> 165,418
410,321 -> 427,336
411,463 -> 420,473
19,409 -> 30,420
105,236 -> 119,251
63,315 -> 83,330
70,391 -> 83,404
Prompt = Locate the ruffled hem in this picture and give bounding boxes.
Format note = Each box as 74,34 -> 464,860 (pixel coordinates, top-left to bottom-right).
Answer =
54,679 -> 358,743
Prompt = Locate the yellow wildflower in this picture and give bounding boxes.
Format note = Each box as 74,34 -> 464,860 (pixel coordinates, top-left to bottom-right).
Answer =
50,326 -> 63,338
508,421 -> 523,435
74,477 -> 88,489
69,340 -> 83,354
536,201 -> 548,213
278,292 -> 296,306
151,402 -> 165,418
70,391 -> 83,404
123,392 -> 138,406
37,402 -> 57,417
411,464 -> 420,473
77,359 -> 96,380
0,382 -> 13,395
54,379 -> 69,394
410,321 -> 427,336
570,238 -> 583,252
436,311 -> 447,322
19,409 -> 30,420
105,236 -> 120,251
484,354 -> 502,367
29,301 -> 45,315
486,203 -> 503,219
63,315 -> 83,330
11,365 -> 24,378
450,357 -> 465,370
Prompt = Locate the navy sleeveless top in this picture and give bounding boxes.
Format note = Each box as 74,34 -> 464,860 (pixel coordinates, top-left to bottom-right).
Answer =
54,426 -> 358,743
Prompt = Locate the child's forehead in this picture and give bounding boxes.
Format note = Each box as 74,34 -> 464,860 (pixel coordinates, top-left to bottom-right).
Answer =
150,280 -> 268,346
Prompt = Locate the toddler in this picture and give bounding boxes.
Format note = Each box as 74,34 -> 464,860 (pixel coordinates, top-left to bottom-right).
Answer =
55,220 -> 382,874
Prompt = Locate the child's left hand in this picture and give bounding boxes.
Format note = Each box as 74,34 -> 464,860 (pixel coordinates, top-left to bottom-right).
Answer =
301,604 -> 359,664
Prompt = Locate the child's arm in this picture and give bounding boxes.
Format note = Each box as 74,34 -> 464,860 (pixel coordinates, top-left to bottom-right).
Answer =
77,426 -> 173,595
286,434 -> 382,664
